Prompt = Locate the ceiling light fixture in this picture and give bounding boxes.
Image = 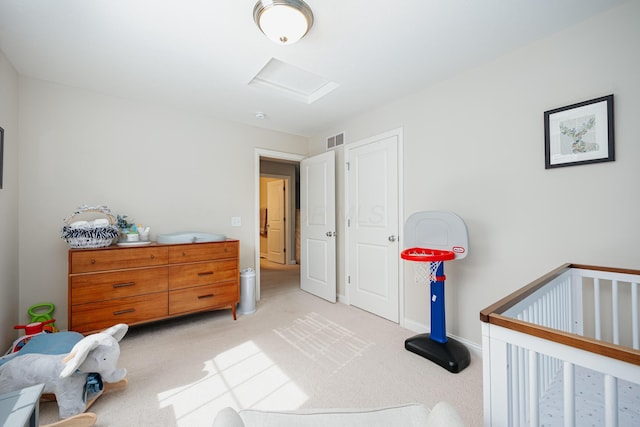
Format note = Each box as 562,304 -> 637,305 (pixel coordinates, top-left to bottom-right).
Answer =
253,0 -> 314,45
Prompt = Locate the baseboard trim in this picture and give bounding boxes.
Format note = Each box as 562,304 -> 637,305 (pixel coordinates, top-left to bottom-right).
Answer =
335,299 -> 482,356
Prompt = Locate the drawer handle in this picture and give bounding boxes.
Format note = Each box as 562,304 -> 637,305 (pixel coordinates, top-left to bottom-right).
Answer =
198,294 -> 214,299
150,254 -> 155,259
91,259 -> 96,264
113,282 -> 135,288
113,308 -> 136,316
198,271 -> 214,276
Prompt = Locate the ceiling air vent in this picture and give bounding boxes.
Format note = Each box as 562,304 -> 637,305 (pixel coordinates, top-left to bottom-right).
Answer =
326,132 -> 344,150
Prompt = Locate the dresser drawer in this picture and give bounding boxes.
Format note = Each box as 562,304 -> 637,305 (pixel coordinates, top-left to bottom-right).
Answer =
70,292 -> 168,333
70,247 -> 169,273
169,283 -> 238,315
70,267 -> 168,305
168,241 -> 239,263
168,260 -> 238,290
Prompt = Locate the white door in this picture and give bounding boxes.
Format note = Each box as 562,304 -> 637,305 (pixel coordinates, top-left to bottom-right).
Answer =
300,150 -> 336,302
266,179 -> 286,264
347,133 -> 400,322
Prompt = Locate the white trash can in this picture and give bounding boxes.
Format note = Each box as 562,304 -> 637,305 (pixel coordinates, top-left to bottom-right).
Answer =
239,268 -> 256,315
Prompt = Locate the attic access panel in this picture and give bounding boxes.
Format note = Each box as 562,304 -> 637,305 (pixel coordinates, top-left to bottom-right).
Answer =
249,58 -> 339,104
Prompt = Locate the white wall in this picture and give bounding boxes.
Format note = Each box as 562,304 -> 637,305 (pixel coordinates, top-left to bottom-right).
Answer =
309,1 -> 640,346
17,78 -> 307,330
0,50 -> 20,350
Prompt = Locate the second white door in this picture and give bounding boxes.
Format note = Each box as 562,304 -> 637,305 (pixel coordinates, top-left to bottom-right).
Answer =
347,131 -> 400,322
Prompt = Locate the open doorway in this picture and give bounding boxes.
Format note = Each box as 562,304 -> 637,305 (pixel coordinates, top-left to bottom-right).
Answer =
260,176 -> 289,264
255,149 -> 304,302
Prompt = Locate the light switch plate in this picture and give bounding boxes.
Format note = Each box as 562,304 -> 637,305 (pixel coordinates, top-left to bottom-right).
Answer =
231,216 -> 241,227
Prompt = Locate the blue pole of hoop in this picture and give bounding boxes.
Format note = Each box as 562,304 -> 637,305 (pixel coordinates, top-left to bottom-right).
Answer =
430,261 -> 447,344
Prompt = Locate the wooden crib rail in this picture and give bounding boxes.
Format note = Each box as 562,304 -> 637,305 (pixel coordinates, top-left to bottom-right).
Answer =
480,263 -> 640,366
480,263 -> 640,322
489,313 -> 640,366
480,263 -> 571,323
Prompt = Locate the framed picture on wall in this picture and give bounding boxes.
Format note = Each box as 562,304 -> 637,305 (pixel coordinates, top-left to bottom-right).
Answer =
0,126 -> 4,189
544,94 -> 614,169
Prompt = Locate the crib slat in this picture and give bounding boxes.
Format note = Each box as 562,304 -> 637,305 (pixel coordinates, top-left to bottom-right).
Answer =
594,278 -> 602,340
633,282 -> 639,350
549,290 -> 556,329
511,345 -> 520,426
529,350 -> 539,427
604,374 -> 618,427
540,292 -> 556,327
612,280 -> 619,345
563,361 -> 575,427
571,272 -> 584,335
518,346 -> 526,426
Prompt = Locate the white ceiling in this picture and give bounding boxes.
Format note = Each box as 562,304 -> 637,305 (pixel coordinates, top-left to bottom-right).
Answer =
0,0 -> 626,137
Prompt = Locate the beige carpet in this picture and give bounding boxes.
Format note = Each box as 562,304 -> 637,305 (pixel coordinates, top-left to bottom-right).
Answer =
39,260 -> 483,426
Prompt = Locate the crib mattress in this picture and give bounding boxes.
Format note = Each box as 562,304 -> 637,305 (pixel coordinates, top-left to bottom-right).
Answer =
540,366 -> 640,427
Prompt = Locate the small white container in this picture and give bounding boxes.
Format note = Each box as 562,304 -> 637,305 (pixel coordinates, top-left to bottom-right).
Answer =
126,233 -> 140,242
138,227 -> 150,241
239,268 -> 256,315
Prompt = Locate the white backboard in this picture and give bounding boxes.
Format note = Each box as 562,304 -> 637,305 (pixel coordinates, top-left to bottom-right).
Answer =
404,211 -> 469,259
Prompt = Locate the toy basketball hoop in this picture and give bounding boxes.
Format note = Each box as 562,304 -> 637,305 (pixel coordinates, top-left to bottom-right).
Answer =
401,211 -> 470,373
401,247 -> 455,284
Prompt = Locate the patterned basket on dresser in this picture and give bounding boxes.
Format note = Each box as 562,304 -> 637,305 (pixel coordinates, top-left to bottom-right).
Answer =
60,205 -> 120,249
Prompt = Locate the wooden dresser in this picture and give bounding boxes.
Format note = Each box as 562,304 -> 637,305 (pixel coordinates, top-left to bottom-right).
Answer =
68,240 -> 239,334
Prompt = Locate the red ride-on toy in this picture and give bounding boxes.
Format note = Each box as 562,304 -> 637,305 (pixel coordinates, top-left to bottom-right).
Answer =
7,319 -> 56,354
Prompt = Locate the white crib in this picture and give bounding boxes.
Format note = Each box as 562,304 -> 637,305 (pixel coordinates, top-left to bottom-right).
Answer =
481,263 -> 640,427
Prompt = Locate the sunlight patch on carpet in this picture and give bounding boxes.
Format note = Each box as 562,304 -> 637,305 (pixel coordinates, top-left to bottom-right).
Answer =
157,341 -> 308,426
273,312 -> 375,373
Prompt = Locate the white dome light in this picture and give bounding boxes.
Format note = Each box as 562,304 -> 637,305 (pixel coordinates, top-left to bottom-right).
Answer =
254,0 -> 314,45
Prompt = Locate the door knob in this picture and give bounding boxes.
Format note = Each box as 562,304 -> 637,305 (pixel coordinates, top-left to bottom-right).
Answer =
388,235 -> 397,242
326,231 -> 336,237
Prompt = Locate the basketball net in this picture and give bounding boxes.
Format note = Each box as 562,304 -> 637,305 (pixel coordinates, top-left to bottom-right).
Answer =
401,247 -> 454,285
415,260 -> 442,285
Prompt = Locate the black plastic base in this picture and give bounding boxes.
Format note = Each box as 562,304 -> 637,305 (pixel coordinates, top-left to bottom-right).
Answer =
405,333 -> 470,373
